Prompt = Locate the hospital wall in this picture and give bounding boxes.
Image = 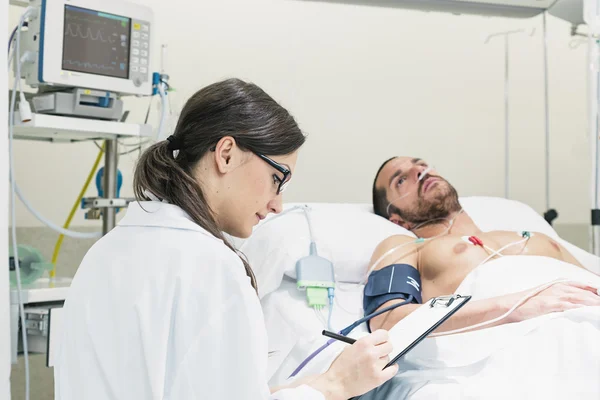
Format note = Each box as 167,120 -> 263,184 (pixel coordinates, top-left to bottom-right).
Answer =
9,0 -> 593,230
6,1 -> 593,397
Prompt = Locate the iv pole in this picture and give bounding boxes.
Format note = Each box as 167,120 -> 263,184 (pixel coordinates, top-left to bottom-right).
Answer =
485,28 -> 536,200
584,0 -> 600,256
541,12 -> 559,226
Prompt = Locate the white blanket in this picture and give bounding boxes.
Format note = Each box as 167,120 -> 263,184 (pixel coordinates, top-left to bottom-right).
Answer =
278,256 -> 600,399
390,256 -> 600,399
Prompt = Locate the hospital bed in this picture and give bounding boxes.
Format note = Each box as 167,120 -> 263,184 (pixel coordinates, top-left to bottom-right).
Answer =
235,196 -> 600,399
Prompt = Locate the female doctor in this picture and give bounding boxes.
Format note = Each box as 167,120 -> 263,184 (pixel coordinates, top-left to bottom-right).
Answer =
54,78 -> 398,399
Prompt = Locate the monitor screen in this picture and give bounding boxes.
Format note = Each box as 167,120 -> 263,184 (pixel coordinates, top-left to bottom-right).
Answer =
62,5 -> 131,79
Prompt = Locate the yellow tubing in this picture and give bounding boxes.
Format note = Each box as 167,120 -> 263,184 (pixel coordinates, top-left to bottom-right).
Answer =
50,143 -> 105,278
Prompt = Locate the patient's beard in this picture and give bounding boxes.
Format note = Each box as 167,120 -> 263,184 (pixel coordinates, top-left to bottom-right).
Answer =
396,179 -> 461,229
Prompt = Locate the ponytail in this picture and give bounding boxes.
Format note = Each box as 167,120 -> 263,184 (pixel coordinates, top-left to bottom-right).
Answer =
133,141 -> 259,293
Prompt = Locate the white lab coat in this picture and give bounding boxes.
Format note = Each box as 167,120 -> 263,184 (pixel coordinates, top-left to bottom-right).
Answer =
54,201 -> 324,400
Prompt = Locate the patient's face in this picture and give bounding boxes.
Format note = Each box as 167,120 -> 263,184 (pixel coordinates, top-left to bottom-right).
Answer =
377,157 -> 461,228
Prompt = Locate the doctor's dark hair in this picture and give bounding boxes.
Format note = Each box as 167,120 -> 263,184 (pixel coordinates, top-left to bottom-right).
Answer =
133,78 -> 305,293
372,157 -> 398,219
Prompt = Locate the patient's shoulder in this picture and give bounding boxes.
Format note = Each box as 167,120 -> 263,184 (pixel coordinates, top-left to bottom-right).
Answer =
369,234 -> 419,273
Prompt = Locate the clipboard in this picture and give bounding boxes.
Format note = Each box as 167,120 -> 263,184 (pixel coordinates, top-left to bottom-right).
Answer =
385,294 -> 471,368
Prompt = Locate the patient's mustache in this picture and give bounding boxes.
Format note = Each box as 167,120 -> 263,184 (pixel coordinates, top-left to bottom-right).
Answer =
418,175 -> 443,195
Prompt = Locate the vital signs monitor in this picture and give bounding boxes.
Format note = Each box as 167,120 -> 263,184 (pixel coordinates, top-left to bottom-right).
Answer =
20,0 -> 154,96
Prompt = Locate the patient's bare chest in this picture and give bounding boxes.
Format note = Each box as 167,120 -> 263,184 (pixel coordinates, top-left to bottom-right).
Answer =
418,230 -> 562,296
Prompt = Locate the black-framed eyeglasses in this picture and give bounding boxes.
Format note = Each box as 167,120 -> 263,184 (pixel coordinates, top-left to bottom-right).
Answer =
256,153 -> 291,195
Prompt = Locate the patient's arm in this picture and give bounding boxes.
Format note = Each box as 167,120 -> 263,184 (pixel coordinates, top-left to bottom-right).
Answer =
371,297 -> 513,333
371,283 -> 600,334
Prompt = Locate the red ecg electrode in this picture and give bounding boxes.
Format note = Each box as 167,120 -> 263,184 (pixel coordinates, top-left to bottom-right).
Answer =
468,236 -> 484,247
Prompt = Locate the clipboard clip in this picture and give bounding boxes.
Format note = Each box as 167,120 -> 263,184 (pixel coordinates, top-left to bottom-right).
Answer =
430,295 -> 462,308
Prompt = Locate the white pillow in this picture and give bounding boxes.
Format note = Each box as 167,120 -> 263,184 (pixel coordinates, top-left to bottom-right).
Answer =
238,203 -> 412,298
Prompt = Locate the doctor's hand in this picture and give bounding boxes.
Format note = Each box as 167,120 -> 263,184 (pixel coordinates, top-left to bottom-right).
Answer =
309,329 -> 398,400
509,282 -> 600,323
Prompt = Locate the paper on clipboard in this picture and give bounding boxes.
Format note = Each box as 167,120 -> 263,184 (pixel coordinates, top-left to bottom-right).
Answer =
385,295 -> 471,368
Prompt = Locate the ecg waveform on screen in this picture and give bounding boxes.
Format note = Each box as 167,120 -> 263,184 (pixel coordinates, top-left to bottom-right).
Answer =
64,23 -> 116,43
63,59 -> 116,71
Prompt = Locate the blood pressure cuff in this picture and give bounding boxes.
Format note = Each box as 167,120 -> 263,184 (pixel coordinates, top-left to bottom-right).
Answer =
363,263 -> 422,318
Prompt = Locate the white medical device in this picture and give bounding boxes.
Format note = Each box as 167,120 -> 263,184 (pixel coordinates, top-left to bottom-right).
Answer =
20,0 -> 154,96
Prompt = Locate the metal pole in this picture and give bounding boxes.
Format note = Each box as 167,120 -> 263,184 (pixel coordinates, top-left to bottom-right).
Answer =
541,13 -> 558,226
594,70 -> 600,256
543,12 -> 551,211
504,34 -> 510,199
485,28 -> 535,200
103,139 -> 118,235
587,27 -> 600,255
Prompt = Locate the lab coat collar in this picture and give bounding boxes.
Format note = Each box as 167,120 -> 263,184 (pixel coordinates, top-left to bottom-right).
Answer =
119,201 -> 220,241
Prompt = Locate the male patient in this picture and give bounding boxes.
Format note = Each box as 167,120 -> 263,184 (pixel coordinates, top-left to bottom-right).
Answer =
367,156 -> 600,333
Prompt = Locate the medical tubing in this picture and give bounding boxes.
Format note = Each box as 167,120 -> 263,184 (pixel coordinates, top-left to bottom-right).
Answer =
288,297 -> 414,378
309,242 -> 318,256
430,279 -> 571,337
475,237 -> 529,268
15,184 -> 103,239
289,338 -> 336,378
386,166 -> 435,216
8,44 -> 14,67
386,192 -> 410,217
8,22 -> 29,58
482,244 -> 505,257
332,280 -> 363,308
8,25 -> 18,54
359,237 -> 429,287
358,217 -> 461,287
340,296 -> 414,335
314,308 -> 326,327
320,308 -> 328,328
378,209 -> 464,262
301,205 -> 316,243
410,208 -> 464,235
9,9 -> 35,400
418,166 -> 433,181
8,35 -> 14,66
157,81 -> 169,140
160,44 -> 168,74
51,144 -> 105,277
327,287 -> 335,331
